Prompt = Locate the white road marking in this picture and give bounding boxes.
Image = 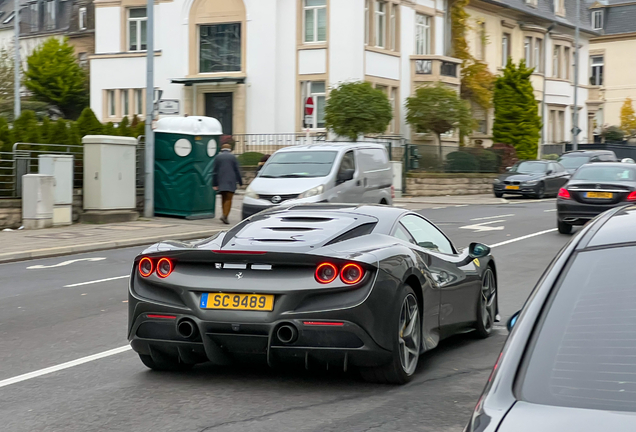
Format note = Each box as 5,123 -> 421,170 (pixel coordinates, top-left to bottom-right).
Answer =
432,207 -> 446,210
27,257 -> 106,270
544,209 -> 557,212
490,228 -> 558,248
470,214 -> 515,221
460,220 -> 506,232
64,275 -> 129,288
455,205 -> 468,207
0,345 -> 132,389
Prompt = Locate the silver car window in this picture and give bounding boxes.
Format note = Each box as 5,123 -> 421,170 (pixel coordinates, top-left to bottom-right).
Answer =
400,215 -> 454,255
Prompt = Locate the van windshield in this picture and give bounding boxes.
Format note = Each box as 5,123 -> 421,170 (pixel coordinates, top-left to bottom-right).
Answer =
259,151 -> 338,178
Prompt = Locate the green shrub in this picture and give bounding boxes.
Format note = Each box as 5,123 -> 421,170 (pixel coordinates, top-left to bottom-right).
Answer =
238,151 -> 265,166
446,151 -> 479,173
477,150 -> 499,172
76,107 -> 103,137
542,153 -> 559,160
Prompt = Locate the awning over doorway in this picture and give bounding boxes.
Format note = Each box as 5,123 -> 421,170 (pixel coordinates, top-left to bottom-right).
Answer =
170,77 -> 246,86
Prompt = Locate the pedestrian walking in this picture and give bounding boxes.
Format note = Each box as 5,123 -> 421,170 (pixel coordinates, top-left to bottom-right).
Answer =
212,144 -> 243,224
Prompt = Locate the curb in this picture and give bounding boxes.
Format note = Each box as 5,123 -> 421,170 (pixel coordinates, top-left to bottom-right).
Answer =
0,229 -> 223,264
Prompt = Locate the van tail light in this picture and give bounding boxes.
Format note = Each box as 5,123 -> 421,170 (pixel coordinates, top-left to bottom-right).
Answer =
627,191 -> 636,202
558,188 -> 571,200
156,258 -> 173,278
340,263 -> 364,285
315,263 -> 338,284
138,257 -> 153,277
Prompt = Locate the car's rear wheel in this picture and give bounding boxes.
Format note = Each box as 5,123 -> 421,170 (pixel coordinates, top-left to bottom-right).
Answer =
360,285 -> 421,384
558,219 -> 573,234
534,183 -> 546,199
475,268 -> 496,339
139,352 -> 194,372
494,192 -> 504,198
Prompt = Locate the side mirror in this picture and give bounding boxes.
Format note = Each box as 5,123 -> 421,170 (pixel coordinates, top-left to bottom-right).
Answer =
337,169 -> 355,184
546,169 -> 554,175
507,310 -> 521,332
505,166 -> 511,171
469,242 -> 491,259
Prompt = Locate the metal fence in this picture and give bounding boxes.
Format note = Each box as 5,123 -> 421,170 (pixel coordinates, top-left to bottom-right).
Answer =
0,152 -> 15,198
541,142 -> 636,160
404,143 -> 505,174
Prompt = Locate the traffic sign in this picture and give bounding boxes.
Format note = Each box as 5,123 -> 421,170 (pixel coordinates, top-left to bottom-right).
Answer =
571,126 -> 582,135
157,99 -> 180,115
304,115 -> 312,127
305,97 -> 314,116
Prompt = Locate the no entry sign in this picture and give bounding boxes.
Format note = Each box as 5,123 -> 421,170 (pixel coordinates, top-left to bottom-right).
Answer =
305,97 -> 314,115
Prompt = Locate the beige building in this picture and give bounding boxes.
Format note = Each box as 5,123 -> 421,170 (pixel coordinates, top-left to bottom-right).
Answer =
588,0 -> 636,135
463,0 -> 602,149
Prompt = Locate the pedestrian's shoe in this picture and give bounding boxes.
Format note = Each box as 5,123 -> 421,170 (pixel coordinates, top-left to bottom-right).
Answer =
220,216 -> 229,225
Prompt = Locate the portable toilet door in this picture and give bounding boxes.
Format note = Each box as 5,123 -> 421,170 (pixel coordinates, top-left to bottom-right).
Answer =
153,116 -> 223,218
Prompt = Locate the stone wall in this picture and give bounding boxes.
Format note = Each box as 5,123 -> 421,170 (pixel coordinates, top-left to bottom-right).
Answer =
406,174 -> 497,196
0,199 -> 21,229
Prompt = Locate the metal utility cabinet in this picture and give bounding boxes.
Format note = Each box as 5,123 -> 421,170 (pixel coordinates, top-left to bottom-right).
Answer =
22,174 -> 54,229
39,154 -> 73,226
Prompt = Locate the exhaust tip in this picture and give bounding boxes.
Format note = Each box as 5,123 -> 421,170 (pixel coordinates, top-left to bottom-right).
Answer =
177,318 -> 198,340
276,324 -> 298,344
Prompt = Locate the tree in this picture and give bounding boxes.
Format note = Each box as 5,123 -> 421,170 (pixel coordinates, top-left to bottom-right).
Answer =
0,117 -> 12,152
405,82 -> 473,159
493,60 -> 542,160
23,37 -> 88,119
620,98 -> 636,138
13,110 -> 40,144
603,125 -> 625,142
324,81 -> 393,141
51,118 -> 70,145
103,122 -> 118,136
118,116 -> 131,137
0,48 -> 15,101
76,107 -> 103,137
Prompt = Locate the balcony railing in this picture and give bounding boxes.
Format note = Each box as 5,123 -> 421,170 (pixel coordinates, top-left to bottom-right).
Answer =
411,55 -> 462,87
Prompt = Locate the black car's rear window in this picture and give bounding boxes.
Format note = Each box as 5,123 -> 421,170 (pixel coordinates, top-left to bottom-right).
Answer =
572,165 -> 636,181
520,245 -> 636,412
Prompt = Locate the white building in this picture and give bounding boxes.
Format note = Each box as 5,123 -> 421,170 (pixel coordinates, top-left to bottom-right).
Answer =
91,0 -> 460,142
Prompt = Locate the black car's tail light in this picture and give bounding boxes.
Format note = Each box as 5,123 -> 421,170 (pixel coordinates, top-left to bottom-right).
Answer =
558,188 -> 571,199
341,263 -> 364,285
138,257 -> 153,277
315,262 -> 338,284
156,258 -> 173,278
627,191 -> 636,201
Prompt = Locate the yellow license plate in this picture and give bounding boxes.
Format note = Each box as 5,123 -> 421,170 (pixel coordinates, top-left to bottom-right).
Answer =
586,192 -> 613,199
506,185 -> 520,190
200,293 -> 274,311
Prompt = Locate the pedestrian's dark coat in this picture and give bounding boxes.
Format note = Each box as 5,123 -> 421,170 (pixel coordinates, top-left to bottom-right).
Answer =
212,149 -> 243,192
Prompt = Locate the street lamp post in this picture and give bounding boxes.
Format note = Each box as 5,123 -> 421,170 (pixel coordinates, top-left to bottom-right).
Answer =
144,0 -> 154,218
13,0 -> 20,119
572,0 -> 581,151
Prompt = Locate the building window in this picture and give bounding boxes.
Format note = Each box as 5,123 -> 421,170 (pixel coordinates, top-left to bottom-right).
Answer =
134,89 -> 143,115
502,33 -> 511,67
553,46 -> 561,78
389,4 -> 397,51
122,90 -> 129,117
524,36 -> 532,67
199,23 -> 241,73
590,55 -> 604,86
592,10 -> 603,30
78,52 -> 87,68
375,1 -> 386,48
415,14 -> 431,55
44,0 -> 56,31
364,0 -> 369,45
525,0 -> 537,6
556,0 -> 565,16
128,8 -> 147,51
475,21 -> 486,61
302,81 -> 326,129
550,109 -> 565,143
79,7 -> 87,30
29,2 -> 39,31
564,47 -> 571,80
107,90 -> 116,117
303,0 -> 326,43
534,38 -> 543,73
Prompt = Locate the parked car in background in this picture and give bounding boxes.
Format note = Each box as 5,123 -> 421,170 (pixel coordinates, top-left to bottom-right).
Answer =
493,160 -> 569,199
464,206 -> 636,432
557,150 -> 618,174
241,143 -> 393,219
556,163 -> 636,234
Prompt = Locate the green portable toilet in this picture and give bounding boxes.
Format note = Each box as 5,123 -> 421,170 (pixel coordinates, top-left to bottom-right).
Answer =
154,116 -> 223,219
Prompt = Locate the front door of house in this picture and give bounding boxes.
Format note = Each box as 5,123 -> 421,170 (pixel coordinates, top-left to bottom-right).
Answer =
205,93 -> 233,135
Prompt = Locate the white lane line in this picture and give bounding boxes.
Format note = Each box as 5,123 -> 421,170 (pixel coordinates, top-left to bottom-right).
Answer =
27,258 -> 106,270
470,214 -> 515,221
64,275 -> 129,288
0,345 -> 132,389
455,205 -> 468,207
432,207 -> 446,209
544,209 -> 557,212
490,228 -> 558,248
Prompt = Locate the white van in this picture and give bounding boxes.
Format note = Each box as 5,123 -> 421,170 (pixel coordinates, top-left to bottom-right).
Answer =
241,143 -> 393,219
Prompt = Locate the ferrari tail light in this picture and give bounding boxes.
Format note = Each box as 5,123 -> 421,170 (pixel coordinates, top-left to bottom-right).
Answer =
627,191 -> 636,201
303,321 -> 344,326
558,188 -> 571,199
138,257 -> 153,277
156,258 -> 173,278
341,263 -> 364,285
315,262 -> 338,284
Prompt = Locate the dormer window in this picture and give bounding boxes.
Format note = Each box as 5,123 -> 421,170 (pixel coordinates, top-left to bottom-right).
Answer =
592,10 -> 603,30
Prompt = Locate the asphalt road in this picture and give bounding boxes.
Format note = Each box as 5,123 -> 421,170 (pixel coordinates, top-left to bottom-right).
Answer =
0,198 -> 571,432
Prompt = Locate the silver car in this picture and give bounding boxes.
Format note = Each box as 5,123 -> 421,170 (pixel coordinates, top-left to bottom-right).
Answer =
242,143 -> 394,219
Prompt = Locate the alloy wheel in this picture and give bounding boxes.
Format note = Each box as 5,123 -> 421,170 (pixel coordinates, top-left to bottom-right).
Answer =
398,294 -> 420,375
480,269 -> 497,332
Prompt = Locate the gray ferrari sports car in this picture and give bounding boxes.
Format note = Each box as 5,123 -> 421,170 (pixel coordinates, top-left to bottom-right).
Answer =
128,204 -> 498,384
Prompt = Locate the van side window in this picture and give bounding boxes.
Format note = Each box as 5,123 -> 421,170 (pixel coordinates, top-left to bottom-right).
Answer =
357,148 -> 389,172
339,151 -> 356,174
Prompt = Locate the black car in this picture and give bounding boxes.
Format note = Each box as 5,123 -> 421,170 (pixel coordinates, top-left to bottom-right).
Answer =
557,163 -> 636,234
557,150 -> 618,174
493,160 -> 569,198
128,204 -> 498,384
465,205 -> 636,432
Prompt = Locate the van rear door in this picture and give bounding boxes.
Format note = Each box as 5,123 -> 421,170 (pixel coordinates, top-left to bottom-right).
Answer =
356,147 -> 392,204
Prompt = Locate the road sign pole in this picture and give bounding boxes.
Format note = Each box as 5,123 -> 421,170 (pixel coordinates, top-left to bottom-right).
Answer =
572,0 -> 580,151
14,0 -> 20,120
144,0 -> 154,217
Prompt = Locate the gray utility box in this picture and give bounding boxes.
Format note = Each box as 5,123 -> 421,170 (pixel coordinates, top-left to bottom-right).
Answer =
83,135 -> 137,210
39,154 -> 73,226
22,174 -> 54,229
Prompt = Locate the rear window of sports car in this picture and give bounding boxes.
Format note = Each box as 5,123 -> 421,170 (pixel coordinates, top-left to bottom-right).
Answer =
519,245 -> 636,412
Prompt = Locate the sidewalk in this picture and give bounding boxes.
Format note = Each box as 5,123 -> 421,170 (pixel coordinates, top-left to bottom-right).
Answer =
394,194 -> 506,206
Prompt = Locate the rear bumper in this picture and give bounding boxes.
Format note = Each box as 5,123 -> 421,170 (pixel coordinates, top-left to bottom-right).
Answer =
557,199 -> 620,225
